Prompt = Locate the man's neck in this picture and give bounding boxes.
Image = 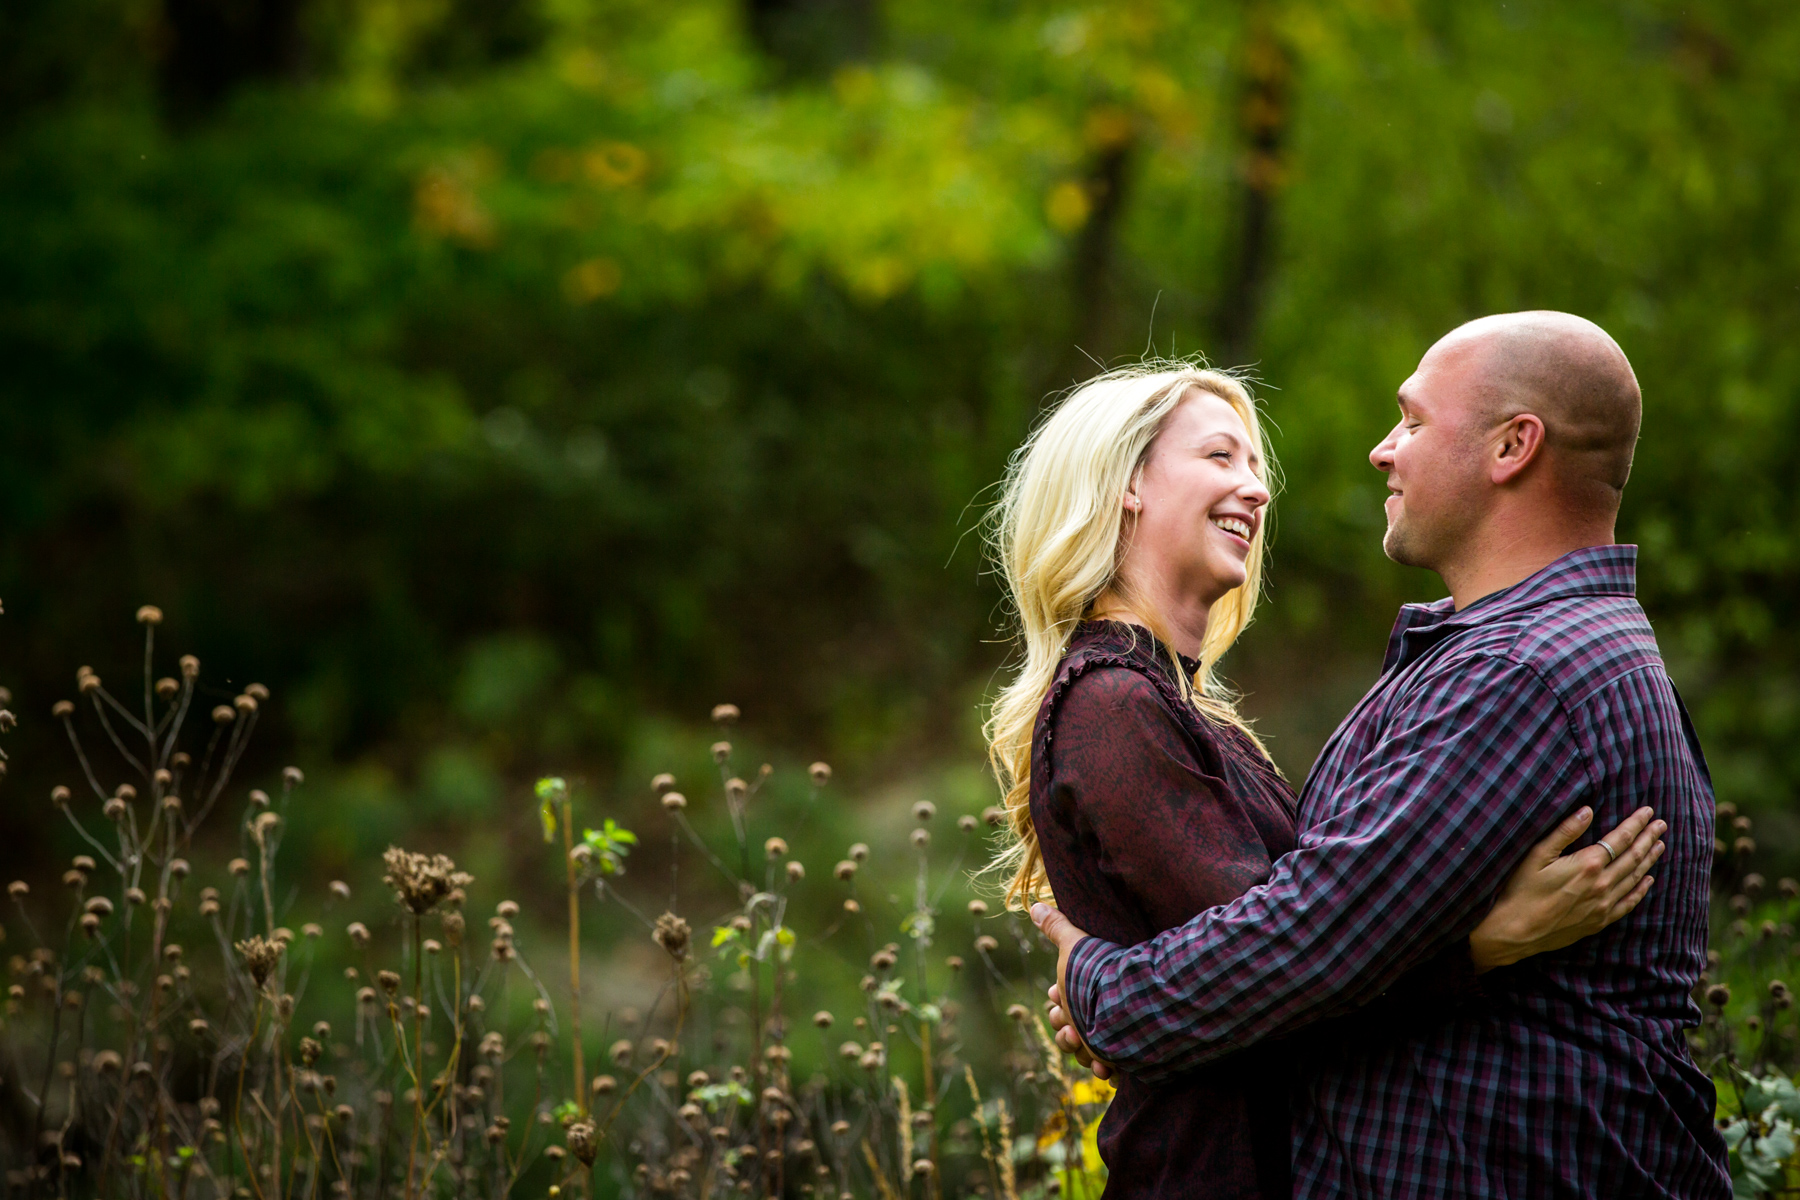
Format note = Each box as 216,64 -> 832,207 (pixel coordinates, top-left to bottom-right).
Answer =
1439,523 -> 1616,610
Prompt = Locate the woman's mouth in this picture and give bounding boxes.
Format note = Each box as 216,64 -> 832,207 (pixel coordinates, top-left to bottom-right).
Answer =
1210,515 -> 1253,546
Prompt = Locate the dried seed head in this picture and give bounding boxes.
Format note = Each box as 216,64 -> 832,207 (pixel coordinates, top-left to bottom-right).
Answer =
125,887 -> 146,905
592,1073 -> 617,1094
272,927 -> 294,945
983,805 -> 1006,828
153,768 -> 172,787
104,797 -> 127,821
211,706 -> 236,725
179,655 -> 199,678
80,913 -> 102,937
843,898 -> 860,913
968,899 -> 989,917
958,814 -> 978,833
169,858 -> 189,878
1006,1003 -> 1030,1022
381,846 -> 474,915
711,704 -> 740,726
85,896 -> 113,917
652,772 -> 676,795
711,741 -> 731,764
137,605 -> 163,626
423,939 -> 442,955
229,858 -> 250,877
249,789 -> 270,808
234,694 -> 257,714
661,791 -> 687,811
329,880 -> 351,900
1706,983 -> 1731,1008
609,1039 -> 633,1066
813,1010 -> 833,1028
155,677 -> 179,699
911,829 -> 930,849
946,955 -> 965,971
377,971 -> 401,995
283,766 -> 304,787
52,700 -> 74,719
161,795 -> 182,814
786,861 -> 805,882
653,911 -> 691,961
849,842 -> 869,863
50,786 -> 70,808
834,860 -> 857,881
974,935 -> 999,953
726,777 -> 748,802
62,870 -> 86,889
72,855 -> 95,872
235,936 -> 282,988
346,922 -> 370,946
839,1041 -> 863,1060
247,683 -> 269,701
1745,873 -> 1767,897
566,1121 -> 598,1167
497,900 -> 520,918
764,837 -> 788,860
809,762 -> 832,786
1783,878 -> 1800,900
300,1037 -> 322,1066
78,668 -> 101,694
870,949 -> 897,971
913,801 -> 936,823
1737,837 -> 1758,857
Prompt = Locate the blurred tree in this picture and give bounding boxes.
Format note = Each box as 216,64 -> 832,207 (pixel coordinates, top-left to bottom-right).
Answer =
0,0 -> 1796,879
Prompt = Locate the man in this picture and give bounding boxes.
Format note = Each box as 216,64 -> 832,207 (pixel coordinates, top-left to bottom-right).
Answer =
1035,312 -> 1730,1197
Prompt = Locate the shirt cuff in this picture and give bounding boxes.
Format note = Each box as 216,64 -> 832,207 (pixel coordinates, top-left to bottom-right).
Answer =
1065,934 -> 1125,1050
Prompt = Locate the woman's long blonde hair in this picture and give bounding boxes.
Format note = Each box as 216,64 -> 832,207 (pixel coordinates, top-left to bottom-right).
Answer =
983,362 -> 1278,909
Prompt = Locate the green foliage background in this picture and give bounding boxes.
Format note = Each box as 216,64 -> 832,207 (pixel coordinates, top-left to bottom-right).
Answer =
2,0 -> 1798,881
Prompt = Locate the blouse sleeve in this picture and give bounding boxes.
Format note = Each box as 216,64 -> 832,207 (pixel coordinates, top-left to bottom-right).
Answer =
1047,666 -> 1279,932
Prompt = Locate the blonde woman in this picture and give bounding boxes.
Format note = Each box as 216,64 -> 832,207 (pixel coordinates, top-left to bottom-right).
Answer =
986,363 -> 1664,1199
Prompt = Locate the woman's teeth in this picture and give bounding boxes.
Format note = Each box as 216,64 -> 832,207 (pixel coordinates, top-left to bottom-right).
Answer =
1212,516 -> 1252,540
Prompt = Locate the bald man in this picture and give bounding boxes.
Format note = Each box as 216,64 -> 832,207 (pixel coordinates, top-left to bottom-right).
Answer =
1037,313 -> 1730,1198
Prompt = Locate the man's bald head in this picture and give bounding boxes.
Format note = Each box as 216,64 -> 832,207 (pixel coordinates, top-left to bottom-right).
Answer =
1437,311 -> 1641,507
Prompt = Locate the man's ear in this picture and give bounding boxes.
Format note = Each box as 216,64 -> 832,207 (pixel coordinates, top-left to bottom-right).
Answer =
1490,413 -> 1546,485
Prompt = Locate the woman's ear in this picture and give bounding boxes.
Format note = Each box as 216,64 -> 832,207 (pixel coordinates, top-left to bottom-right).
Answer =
1122,489 -> 1141,512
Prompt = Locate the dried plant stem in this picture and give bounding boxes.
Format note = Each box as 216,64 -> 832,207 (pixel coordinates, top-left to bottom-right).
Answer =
562,796 -> 586,1119
965,1066 -> 1003,1200
407,915 -> 426,1200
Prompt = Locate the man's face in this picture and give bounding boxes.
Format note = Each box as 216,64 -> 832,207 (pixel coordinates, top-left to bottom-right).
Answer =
1369,338 -> 1494,569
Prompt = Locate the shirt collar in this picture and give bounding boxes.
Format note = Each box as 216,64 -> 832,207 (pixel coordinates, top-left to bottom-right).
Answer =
1381,544 -> 1638,674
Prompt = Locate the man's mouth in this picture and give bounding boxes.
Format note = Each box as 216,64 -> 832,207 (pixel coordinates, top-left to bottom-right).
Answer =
1211,515 -> 1253,543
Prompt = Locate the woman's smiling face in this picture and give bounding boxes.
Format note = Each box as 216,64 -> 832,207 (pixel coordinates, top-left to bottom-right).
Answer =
1123,388 -> 1271,606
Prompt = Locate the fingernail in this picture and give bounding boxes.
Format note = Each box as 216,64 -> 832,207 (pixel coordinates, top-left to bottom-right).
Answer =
1579,807 -> 1592,820
1030,903 -> 1049,923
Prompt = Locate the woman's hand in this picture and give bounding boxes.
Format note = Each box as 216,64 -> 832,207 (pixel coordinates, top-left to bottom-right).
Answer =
1469,806 -> 1665,973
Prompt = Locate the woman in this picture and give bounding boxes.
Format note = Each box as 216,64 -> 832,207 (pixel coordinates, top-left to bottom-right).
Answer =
984,364 -> 1662,1199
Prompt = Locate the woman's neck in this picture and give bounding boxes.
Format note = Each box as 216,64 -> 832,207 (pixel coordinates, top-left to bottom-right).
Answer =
1091,583 -> 1211,661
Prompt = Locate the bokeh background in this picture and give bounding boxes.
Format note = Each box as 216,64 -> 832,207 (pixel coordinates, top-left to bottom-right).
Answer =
3,0 -> 1798,924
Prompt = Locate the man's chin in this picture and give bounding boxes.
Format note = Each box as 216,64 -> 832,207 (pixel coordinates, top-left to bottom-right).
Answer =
1382,525 -> 1429,568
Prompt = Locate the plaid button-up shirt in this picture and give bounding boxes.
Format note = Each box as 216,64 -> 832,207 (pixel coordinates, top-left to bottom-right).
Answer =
1065,546 -> 1730,1198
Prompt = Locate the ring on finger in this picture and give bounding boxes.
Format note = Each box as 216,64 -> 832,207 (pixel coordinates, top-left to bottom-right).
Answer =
1598,839 -> 1618,864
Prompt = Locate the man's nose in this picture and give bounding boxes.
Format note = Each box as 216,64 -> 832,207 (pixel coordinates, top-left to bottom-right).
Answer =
1370,426 -> 1400,472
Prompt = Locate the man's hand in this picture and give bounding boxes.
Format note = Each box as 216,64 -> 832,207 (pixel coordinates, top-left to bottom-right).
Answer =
1030,902 -> 1115,1080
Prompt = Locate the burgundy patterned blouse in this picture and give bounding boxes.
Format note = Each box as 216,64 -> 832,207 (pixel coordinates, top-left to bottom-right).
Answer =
1029,620 -> 1298,1200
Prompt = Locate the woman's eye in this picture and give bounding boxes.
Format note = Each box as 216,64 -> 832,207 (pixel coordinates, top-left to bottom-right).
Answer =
1210,451 -> 1232,463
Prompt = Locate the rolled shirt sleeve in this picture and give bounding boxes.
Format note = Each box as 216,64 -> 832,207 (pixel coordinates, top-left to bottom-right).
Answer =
1065,653 -> 1592,1083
